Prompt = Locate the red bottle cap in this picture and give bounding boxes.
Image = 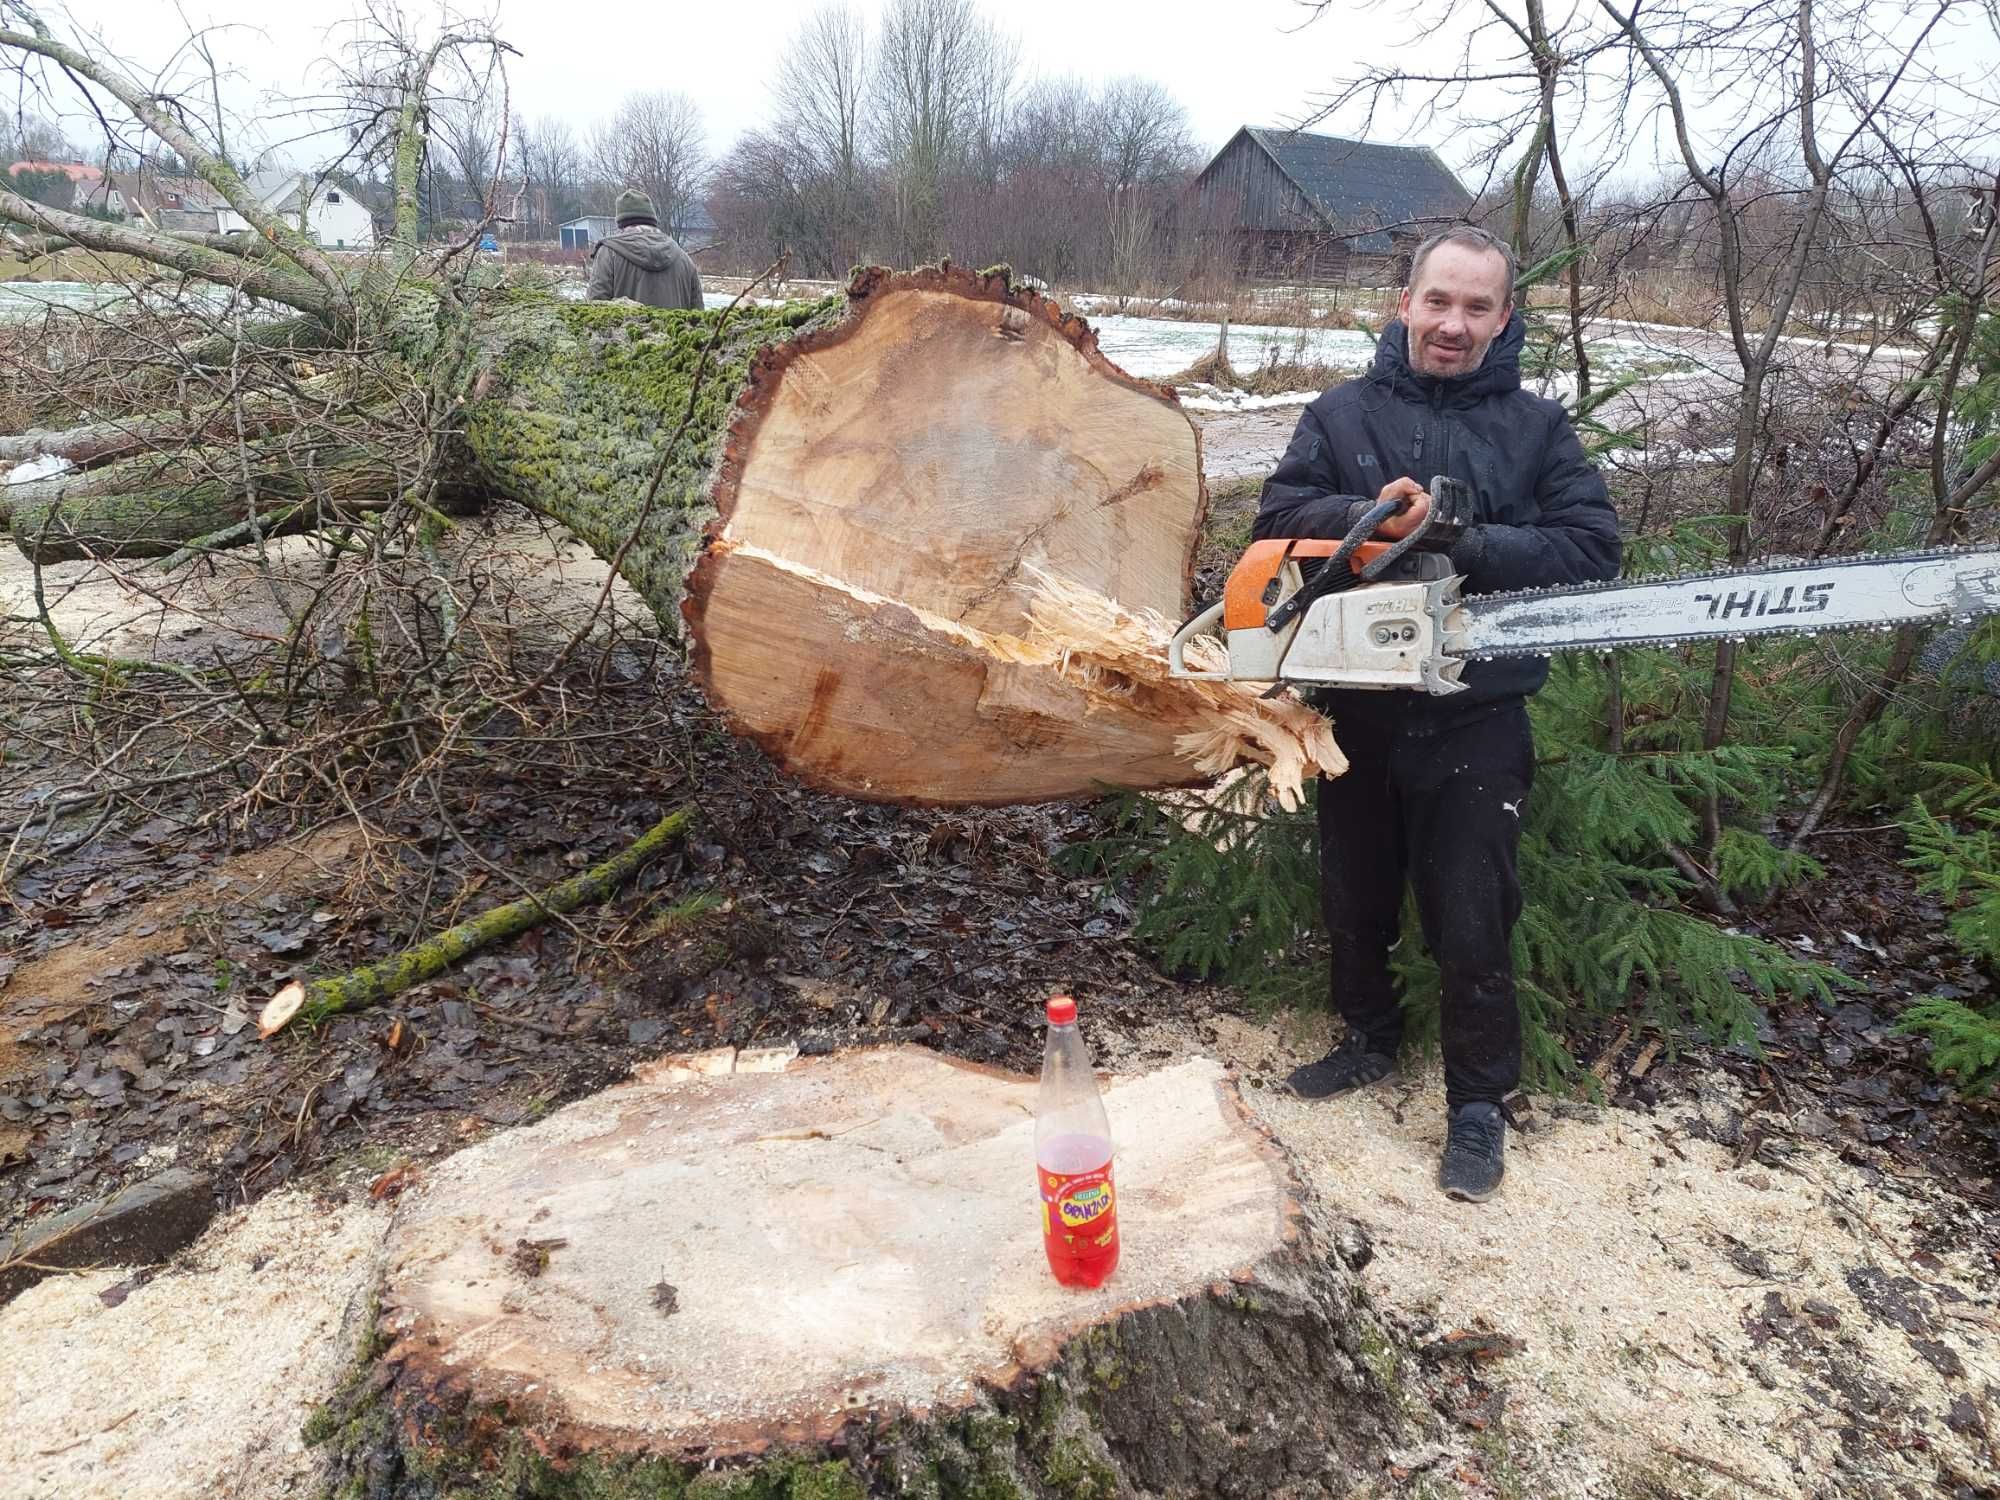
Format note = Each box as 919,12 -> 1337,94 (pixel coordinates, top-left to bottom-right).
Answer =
1046,994 -> 1077,1025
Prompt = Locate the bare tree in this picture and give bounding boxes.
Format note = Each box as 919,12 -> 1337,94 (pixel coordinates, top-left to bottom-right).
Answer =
775,3 -> 869,204
1097,76 -> 1199,292
1098,77 -> 1197,195
869,0 -> 1015,261
516,112 -> 584,236
591,90 -> 707,232
0,109 -> 76,163
729,3 -> 876,273
435,85 -> 503,222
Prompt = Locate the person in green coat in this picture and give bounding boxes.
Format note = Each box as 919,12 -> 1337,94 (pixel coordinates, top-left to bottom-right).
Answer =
585,188 -> 703,310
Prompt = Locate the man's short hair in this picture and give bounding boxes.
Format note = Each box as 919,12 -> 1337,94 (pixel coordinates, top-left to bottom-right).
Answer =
1408,225 -> 1516,304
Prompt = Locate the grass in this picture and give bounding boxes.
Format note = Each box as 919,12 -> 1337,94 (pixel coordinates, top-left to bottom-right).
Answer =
1192,476 -> 1262,586
0,248 -> 155,282
1166,348 -> 1353,395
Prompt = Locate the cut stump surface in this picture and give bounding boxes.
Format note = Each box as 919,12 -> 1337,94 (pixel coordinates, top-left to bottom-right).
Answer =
379,1049 -> 1298,1457
359,1045 -> 1401,1496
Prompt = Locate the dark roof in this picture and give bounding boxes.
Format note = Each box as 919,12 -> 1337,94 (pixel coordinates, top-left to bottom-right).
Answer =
1238,128 -> 1471,252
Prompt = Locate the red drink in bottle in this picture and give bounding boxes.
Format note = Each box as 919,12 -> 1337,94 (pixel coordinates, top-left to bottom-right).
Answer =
1035,995 -> 1119,1288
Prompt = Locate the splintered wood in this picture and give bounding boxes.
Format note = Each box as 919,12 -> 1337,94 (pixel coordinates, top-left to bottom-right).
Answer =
694,544 -> 1341,808
684,273 -> 1342,806
1023,567 -> 1344,808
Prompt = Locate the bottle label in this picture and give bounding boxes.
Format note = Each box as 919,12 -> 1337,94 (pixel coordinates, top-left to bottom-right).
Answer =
1039,1162 -> 1118,1250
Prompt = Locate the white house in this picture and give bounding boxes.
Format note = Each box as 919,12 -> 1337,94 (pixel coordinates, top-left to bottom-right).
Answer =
217,169 -> 374,250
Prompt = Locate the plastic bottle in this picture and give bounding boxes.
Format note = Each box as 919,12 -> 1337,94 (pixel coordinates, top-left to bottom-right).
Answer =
1035,994 -> 1119,1288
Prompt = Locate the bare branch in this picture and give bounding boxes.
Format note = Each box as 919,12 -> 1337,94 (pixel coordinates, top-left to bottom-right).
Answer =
0,8 -> 349,303
0,186 -> 334,317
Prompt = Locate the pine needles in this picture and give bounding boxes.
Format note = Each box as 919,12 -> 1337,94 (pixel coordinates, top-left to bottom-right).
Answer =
1895,795 -> 2000,1094
1062,683 -> 1853,1094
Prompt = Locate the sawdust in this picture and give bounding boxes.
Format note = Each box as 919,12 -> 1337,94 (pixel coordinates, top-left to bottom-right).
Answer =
0,822 -> 361,1086
0,1004 -> 1991,1498
0,1186 -> 389,1499
1128,1013 -> 2000,1498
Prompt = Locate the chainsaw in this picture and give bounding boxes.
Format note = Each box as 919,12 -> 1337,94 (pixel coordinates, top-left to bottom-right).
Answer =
1169,477 -> 2000,693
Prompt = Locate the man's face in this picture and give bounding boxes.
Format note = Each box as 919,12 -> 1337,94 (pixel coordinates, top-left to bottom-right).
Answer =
1398,242 -> 1512,378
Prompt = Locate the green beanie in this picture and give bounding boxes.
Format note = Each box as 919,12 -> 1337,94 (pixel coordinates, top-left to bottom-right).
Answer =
614,187 -> 658,227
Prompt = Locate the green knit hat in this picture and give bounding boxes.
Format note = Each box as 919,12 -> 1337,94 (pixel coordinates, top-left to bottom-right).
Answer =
614,187 -> 658,227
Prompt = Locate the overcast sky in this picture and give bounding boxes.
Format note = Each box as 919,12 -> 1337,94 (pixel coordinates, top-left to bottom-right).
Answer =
35,0 -> 2000,188
53,0 -> 1493,167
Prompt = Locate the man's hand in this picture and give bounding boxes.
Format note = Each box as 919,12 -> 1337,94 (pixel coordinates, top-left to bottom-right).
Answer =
1376,477 -> 1431,540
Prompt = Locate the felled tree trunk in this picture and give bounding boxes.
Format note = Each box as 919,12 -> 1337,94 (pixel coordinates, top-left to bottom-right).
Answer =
313,1048 -> 1404,1498
462,265 -> 1294,805
9,266 -> 1340,804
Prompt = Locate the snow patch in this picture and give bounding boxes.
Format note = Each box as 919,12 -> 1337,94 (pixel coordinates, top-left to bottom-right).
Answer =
1087,314 -> 1376,381
6,453 -> 73,484
1177,384 -> 1322,413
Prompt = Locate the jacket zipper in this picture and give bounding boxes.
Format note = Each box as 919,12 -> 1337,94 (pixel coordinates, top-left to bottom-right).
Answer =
1431,388 -> 1454,495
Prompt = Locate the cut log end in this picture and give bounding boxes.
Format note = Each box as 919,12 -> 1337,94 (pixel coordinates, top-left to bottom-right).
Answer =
341,1047 -> 1402,1496
684,266 -> 1340,807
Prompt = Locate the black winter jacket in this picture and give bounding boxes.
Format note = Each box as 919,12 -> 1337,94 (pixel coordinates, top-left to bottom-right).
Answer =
1253,312 -> 1620,722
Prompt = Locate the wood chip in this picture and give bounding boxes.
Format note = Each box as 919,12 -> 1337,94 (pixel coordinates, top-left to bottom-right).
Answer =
368,1165 -> 415,1201
1591,1024 -> 1633,1080
256,980 -> 305,1040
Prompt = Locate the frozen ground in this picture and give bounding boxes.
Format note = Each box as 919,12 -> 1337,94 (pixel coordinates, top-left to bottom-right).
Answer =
5,1021 -> 1992,1498
0,281 -> 135,320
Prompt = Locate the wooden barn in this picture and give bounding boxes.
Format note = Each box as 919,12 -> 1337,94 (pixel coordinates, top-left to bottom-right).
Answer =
1194,127 -> 1472,282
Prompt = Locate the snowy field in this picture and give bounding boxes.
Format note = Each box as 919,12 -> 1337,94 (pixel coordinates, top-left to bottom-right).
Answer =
0,281 -> 130,319
1083,312 -> 1377,380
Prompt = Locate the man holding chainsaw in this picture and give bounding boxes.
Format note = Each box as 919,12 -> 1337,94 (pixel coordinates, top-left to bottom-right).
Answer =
1254,224 -> 1620,1201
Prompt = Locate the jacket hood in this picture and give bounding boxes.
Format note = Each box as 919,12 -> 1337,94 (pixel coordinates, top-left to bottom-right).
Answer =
1369,311 -> 1526,405
600,226 -> 683,272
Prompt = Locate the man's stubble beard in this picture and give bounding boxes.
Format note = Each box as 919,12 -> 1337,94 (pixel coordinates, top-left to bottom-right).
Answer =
1407,329 -> 1496,379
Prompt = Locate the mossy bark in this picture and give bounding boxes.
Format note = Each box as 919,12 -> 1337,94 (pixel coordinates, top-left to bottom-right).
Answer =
453,288 -> 843,629
4,284 -> 813,569
6,438 -> 411,562
309,1198 -> 1409,1500
5,267 -> 1251,808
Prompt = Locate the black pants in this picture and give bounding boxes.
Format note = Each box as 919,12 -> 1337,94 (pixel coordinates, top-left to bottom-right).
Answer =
1314,700 -> 1534,1108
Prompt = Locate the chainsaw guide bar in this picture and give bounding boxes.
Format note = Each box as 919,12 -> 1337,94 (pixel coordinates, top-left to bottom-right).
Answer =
1172,540 -> 2000,695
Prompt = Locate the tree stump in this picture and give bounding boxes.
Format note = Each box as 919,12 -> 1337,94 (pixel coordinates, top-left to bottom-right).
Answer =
327,1048 -> 1402,1497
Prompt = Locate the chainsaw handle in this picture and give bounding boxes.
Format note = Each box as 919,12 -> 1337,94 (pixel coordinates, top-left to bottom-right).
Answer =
1168,599 -> 1228,679
1358,488 -> 1437,579
1265,498 -> 1403,633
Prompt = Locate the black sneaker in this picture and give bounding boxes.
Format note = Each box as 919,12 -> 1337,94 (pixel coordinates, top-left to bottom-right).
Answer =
1439,1101 -> 1506,1202
1287,1033 -> 1397,1100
